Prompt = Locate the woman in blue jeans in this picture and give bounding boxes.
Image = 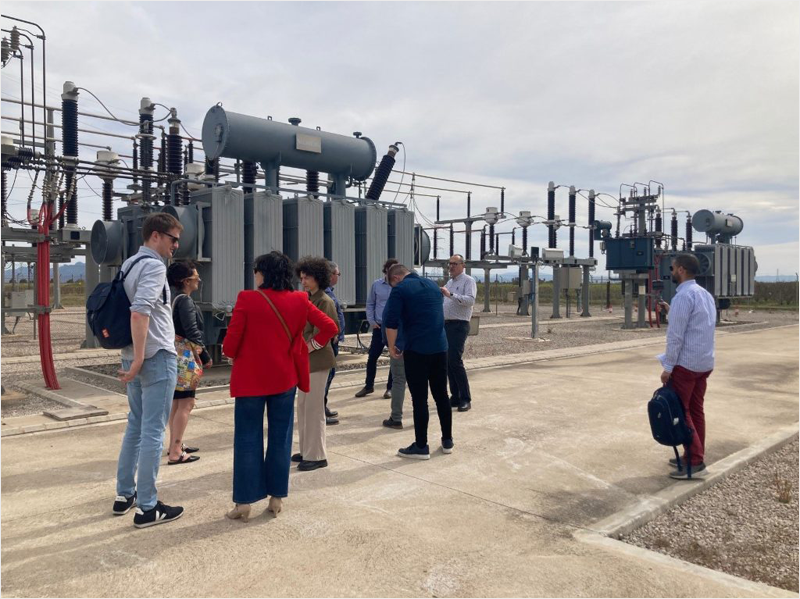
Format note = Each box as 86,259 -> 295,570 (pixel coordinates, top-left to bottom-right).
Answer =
222,252 -> 338,521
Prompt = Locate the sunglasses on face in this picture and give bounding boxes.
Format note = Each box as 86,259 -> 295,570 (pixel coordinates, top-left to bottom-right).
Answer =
162,231 -> 180,245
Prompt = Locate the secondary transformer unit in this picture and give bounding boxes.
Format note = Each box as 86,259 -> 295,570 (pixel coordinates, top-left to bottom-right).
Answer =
324,199 -> 356,305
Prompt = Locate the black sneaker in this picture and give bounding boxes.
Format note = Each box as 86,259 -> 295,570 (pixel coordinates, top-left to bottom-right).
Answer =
457,401 -> 471,412
442,438 -> 454,454
133,501 -> 184,528
383,417 -> 403,429
355,387 -> 374,398
291,453 -> 303,463
298,459 -> 328,471
397,442 -> 430,460
112,492 -> 136,516
669,463 -> 707,480
325,407 -> 338,418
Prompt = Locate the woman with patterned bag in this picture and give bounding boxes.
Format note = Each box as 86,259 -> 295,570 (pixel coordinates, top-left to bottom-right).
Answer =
167,261 -> 211,465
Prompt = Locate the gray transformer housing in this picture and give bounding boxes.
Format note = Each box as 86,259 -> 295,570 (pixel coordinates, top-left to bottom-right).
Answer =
190,187 -> 245,313
324,200 -> 356,305
657,244 -> 757,306
283,196 -> 324,262
244,191 -> 283,289
355,204 -> 388,304
388,207 -> 415,269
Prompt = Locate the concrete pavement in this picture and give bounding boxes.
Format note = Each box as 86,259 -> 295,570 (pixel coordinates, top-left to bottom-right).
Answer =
1,325 -> 797,597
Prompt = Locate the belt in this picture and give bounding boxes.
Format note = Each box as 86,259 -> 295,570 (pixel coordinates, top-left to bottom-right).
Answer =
445,319 -> 469,323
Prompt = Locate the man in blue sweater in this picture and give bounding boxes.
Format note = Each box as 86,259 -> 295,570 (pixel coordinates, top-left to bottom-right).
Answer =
383,264 -> 453,459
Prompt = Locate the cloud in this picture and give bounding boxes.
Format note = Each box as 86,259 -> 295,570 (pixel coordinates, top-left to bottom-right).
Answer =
1,1 -> 797,276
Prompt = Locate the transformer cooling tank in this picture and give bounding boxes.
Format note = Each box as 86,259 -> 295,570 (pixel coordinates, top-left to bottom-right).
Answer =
692,210 -> 743,239
202,106 -> 377,181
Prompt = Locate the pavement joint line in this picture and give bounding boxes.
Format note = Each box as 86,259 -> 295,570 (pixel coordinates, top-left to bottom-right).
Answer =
584,424 -> 800,539
4,323 -> 795,438
327,448 -> 601,537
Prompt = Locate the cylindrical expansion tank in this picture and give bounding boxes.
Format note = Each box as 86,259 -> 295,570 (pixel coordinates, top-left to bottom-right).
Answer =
202,106 -> 377,181
692,210 -> 743,239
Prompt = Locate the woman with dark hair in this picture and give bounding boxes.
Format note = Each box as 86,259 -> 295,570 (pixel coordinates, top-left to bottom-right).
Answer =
292,256 -> 340,472
166,261 -> 210,465
222,251 -> 337,521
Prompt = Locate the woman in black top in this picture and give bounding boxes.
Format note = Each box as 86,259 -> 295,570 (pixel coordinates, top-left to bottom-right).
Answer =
167,261 -> 212,465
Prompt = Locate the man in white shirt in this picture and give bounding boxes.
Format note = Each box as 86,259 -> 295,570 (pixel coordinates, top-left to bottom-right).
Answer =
657,253 -> 717,479
441,254 -> 477,412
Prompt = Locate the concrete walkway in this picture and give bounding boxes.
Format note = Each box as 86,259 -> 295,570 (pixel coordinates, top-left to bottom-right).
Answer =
1,326 -> 797,597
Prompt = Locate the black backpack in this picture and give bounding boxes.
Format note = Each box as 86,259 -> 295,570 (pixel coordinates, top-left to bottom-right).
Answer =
647,383 -> 696,478
86,255 -> 166,349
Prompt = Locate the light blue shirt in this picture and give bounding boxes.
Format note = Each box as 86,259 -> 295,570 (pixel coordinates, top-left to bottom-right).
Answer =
443,272 -> 477,321
366,277 -> 392,327
120,246 -> 175,361
657,279 -> 716,374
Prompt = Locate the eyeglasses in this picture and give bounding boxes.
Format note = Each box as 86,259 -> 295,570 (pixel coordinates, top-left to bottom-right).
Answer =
162,231 -> 180,245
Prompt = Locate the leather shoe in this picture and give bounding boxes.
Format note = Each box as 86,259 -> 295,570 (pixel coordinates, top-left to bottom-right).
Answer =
355,387 -> 374,398
383,390 -> 392,399
298,459 -> 328,471
457,401 -> 471,412
325,407 -> 338,418
382,417 -> 403,429
291,453 -> 303,463
326,416 -> 340,426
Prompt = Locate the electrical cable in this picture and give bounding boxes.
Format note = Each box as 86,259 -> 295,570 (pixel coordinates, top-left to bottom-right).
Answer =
76,87 -> 170,126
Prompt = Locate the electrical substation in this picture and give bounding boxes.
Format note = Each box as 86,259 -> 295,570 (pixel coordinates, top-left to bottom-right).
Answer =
1,18 -> 758,390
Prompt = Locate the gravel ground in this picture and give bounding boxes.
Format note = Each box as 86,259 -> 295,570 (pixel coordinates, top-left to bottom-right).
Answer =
0,393 -> 65,418
623,439 -> 800,592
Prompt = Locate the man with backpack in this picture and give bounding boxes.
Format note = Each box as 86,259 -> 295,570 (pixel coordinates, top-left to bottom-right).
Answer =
112,212 -> 186,527
657,253 -> 716,480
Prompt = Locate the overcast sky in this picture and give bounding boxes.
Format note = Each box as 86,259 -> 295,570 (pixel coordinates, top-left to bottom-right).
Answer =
2,1 -> 798,277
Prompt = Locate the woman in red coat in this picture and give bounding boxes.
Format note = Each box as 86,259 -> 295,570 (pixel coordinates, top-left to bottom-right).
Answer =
222,251 -> 338,521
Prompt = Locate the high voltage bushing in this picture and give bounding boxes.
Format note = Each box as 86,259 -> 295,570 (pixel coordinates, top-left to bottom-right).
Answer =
306,170 -> 319,197
449,224 -> 454,256
521,226 -> 528,255
61,82 -> 80,225
480,228 -> 486,258
670,212 -> 678,251
568,186 -> 576,257
547,181 -> 556,248
1,167 -> 7,226
187,141 -> 194,164
102,179 -> 113,221
158,131 -> 166,174
139,98 -> 155,204
205,156 -> 219,182
655,209 -> 662,248
366,144 -> 398,202
489,223 -> 495,254
588,189 -> 596,258
242,161 -> 257,194
167,114 -> 183,204
685,215 -> 693,250
10,27 -> 20,52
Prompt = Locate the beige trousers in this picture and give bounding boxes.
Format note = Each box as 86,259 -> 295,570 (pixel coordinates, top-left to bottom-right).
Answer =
296,370 -> 329,462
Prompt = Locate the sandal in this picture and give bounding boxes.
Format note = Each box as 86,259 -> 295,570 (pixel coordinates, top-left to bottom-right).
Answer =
168,451 -> 200,465
182,443 -> 200,454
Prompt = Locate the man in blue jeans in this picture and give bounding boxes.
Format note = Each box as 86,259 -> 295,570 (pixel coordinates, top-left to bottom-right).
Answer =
355,258 -> 397,398
113,213 -> 184,528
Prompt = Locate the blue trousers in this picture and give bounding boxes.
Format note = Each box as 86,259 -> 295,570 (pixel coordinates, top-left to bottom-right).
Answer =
116,349 -> 177,511
233,387 -> 296,503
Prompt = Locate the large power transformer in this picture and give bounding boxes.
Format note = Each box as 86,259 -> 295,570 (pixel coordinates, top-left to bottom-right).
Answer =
88,107 -> 415,356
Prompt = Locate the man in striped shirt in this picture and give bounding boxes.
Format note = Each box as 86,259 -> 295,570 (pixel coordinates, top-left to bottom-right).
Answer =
657,253 -> 717,479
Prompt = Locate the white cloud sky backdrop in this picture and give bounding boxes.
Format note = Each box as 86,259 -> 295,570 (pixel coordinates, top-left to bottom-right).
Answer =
2,1 -> 798,276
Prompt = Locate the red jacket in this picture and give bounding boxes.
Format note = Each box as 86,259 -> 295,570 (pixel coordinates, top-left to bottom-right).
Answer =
223,289 -> 338,397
